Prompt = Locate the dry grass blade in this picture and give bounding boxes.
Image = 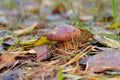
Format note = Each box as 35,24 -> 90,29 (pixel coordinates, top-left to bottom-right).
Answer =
9,49 -> 36,54
103,36 -> 120,48
13,22 -> 38,36
61,45 -> 94,67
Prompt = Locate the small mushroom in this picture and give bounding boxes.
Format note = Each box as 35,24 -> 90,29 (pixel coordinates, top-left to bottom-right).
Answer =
47,24 -> 81,50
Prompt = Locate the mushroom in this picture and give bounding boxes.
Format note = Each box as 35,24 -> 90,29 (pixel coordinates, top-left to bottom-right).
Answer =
47,24 -> 81,50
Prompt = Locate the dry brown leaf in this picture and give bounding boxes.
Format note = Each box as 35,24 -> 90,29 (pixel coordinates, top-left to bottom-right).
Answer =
35,45 -> 50,62
52,3 -> 66,14
3,37 -> 17,46
35,23 -> 46,29
86,76 -> 120,80
0,52 -> 16,66
86,49 -> 120,72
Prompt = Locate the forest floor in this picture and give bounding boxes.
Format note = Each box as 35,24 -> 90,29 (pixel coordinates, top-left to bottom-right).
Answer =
0,0 -> 120,80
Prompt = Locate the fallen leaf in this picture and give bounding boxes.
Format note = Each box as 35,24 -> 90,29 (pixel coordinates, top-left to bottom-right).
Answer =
86,49 -> 120,72
35,45 -> 50,61
0,30 -> 11,38
0,52 -> 16,66
107,23 -> 120,29
35,23 -> 46,29
20,36 -> 35,45
0,45 -> 5,52
92,26 -> 120,48
3,37 -> 17,46
27,5 -> 39,13
79,56 -> 90,65
52,3 -> 66,14
34,36 -> 50,46
0,68 -> 23,80
21,36 -> 50,46
2,37 -> 17,51
86,76 -> 120,80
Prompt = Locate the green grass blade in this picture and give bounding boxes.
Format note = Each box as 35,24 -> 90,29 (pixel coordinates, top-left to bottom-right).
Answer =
70,0 -> 85,28
58,67 -> 64,80
111,0 -> 119,34
112,0 -> 117,23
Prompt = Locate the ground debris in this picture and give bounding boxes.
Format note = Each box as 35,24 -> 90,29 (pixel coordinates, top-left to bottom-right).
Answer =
86,49 -> 120,72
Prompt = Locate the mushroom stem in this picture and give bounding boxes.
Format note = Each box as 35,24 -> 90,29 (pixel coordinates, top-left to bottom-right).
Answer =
63,41 -> 72,50
63,42 -> 67,50
73,38 -> 79,50
75,38 -> 79,50
63,42 -> 69,50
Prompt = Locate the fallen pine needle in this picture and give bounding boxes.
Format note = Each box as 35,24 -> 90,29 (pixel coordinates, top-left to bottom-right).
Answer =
61,45 -> 95,67
55,48 -> 73,55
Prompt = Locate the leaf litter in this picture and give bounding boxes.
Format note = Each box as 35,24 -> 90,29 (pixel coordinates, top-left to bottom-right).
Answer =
86,49 -> 120,72
0,0 -> 120,80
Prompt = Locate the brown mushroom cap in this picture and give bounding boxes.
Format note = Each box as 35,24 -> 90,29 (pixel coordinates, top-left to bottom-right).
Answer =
47,24 -> 81,42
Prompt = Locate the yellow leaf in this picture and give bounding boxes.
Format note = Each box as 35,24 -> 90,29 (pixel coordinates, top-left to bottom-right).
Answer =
28,7 -> 39,13
20,40 -> 35,45
34,36 -> 50,46
21,36 -> 50,46
107,23 -> 120,29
